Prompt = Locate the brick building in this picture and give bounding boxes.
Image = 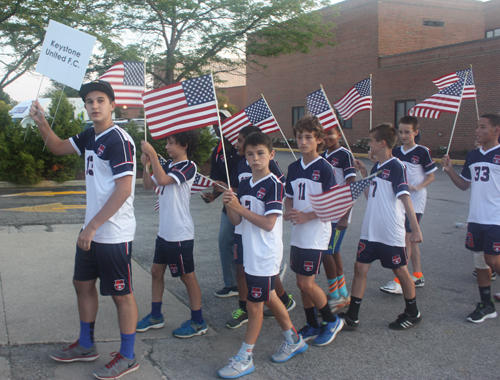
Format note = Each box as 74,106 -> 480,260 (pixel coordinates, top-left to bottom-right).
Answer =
246,0 -> 500,154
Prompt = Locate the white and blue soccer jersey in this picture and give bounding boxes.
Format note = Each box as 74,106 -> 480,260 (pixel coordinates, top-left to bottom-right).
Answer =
152,159 -> 197,242
460,146 -> 500,225
393,145 -> 437,214
70,125 -> 136,244
360,157 -> 410,247
238,173 -> 284,277
285,156 -> 336,250
321,147 -> 356,186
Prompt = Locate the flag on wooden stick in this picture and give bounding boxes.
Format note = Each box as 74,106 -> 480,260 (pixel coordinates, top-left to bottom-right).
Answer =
333,78 -> 372,120
432,68 -> 476,99
306,88 -> 339,130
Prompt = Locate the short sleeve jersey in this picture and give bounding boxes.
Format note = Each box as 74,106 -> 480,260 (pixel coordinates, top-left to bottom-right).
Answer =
70,125 -> 136,244
460,146 -> 500,225
152,159 -> 197,242
238,173 -> 284,277
360,157 -> 410,247
285,156 -> 336,250
321,147 -> 356,186
393,145 -> 437,214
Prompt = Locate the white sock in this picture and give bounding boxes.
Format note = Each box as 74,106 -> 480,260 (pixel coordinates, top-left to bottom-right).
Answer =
283,328 -> 299,344
237,342 -> 254,361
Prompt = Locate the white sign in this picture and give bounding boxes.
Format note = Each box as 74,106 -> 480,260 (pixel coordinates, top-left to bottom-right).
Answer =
35,20 -> 96,91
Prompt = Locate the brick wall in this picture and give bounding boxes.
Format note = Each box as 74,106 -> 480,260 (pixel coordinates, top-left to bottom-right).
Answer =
484,0 -> 500,31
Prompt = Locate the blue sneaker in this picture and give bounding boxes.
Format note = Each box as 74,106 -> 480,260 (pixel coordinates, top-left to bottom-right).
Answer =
297,323 -> 320,342
313,316 -> 344,346
271,336 -> 308,363
173,319 -> 207,338
136,313 -> 164,333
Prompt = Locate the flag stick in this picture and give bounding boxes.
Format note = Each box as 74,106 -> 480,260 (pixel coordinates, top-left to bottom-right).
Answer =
260,94 -> 297,160
470,64 -> 479,120
319,84 -> 352,153
43,85 -> 66,151
143,59 -> 148,141
369,73 -> 373,130
24,75 -> 46,142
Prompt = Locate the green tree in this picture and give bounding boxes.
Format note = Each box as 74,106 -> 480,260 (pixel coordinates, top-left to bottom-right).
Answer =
217,93 -> 239,115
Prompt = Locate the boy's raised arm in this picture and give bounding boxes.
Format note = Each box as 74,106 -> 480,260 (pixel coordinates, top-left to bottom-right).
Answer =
141,141 -> 177,187
441,155 -> 470,191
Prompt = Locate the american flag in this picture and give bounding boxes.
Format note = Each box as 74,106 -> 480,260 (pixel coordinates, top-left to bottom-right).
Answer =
432,68 -> 476,99
142,74 -> 219,140
221,98 -> 279,146
306,89 -> 339,130
99,61 -> 145,107
333,78 -> 372,120
309,177 -> 372,222
408,77 -> 466,119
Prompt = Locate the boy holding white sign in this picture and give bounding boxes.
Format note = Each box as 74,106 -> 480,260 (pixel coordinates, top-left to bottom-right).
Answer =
29,80 -> 139,380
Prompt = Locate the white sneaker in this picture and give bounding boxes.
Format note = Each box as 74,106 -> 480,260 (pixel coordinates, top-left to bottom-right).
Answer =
218,355 -> 255,378
328,295 -> 351,314
271,337 -> 308,363
380,280 -> 402,295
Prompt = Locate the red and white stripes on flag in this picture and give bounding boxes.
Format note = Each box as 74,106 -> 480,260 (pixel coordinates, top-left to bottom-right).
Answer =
432,68 -> 476,99
306,88 -> 339,130
333,78 -> 372,120
309,177 -> 372,222
99,61 -> 145,107
142,74 -> 219,140
221,98 -> 279,146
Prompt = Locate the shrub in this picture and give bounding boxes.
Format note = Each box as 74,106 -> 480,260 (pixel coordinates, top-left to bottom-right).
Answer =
353,137 -> 370,151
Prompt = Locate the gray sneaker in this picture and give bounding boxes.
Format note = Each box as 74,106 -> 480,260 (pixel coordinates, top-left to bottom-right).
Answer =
225,308 -> 249,329
271,336 -> 308,363
50,341 -> 99,362
218,355 -> 255,378
93,352 -> 139,380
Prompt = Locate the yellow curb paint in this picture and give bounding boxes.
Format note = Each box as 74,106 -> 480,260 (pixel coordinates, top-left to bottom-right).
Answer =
0,191 -> 86,197
2,203 -> 86,213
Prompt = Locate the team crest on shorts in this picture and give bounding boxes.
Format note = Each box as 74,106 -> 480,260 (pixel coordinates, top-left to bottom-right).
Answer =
257,187 -> 266,199
312,170 -> 320,180
357,242 -> 366,258
392,255 -> 401,265
114,279 -> 125,291
493,242 -> 500,252
170,264 -> 178,274
494,155 -> 500,164
304,261 -> 314,272
97,144 -> 106,156
331,158 -> 339,166
251,287 -> 262,298
411,155 -> 420,164
234,244 -> 238,260
382,169 -> 390,179
466,232 -> 474,248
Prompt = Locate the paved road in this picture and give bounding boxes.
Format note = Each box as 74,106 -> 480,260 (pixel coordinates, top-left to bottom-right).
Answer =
0,151 -> 498,379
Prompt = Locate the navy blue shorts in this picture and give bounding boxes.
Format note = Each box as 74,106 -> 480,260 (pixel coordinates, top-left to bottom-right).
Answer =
154,237 -> 194,277
326,223 -> 347,255
234,234 -> 243,265
290,246 -> 323,276
405,213 -> 422,233
465,222 -> 500,256
356,239 -> 407,269
74,241 -> 133,296
245,273 -> 275,302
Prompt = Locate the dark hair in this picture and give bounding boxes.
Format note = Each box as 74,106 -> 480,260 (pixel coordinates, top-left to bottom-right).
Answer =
292,115 -> 325,152
398,115 -> 419,132
370,123 -> 398,149
243,132 -> 273,153
168,130 -> 199,158
239,125 -> 261,139
480,114 -> 500,128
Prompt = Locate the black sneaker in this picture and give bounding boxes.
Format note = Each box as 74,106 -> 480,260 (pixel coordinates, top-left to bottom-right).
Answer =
389,311 -> 422,330
466,302 -> 498,323
338,312 -> 359,331
214,287 -> 238,298
472,270 -> 496,280
264,294 -> 296,318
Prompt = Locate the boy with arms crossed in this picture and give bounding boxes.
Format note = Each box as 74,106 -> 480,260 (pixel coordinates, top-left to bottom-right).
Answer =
340,123 -> 423,330
442,114 -> 500,323
285,116 -> 343,346
30,80 -> 139,379
137,131 -> 208,337
219,132 -> 307,379
321,126 -> 357,312
380,116 -> 436,294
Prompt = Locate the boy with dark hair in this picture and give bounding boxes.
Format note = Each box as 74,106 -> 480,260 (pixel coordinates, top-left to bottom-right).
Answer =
442,113 -> 500,323
380,116 -> 436,294
138,131 -> 208,337
340,123 -> 423,330
218,132 -> 306,379
320,126 -> 356,313
30,80 -> 140,379
284,115 -> 343,346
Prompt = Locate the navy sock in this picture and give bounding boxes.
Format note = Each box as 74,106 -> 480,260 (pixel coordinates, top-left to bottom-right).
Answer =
347,296 -> 362,321
191,308 -> 203,324
151,302 -> 162,318
404,297 -> 418,317
79,321 -> 94,349
304,307 -> 319,328
479,286 -> 493,306
279,291 -> 289,305
239,300 -> 247,313
119,332 -> 135,360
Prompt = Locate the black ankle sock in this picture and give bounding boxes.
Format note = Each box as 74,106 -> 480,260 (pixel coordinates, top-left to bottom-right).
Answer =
479,286 -> 492,305
319,303 -> 336,323
239,300 -> 247,312
279,291 -> 289,305
304,307 -> 320,328
405,296 -> 418,317
347,296 -> 362,320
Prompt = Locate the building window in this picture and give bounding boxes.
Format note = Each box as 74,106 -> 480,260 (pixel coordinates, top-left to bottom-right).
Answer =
292,106 -> 304,126
336,111 -> 352,130
486,28 -> 500,38
395,100 -> 416,126
423,20 -> 444,27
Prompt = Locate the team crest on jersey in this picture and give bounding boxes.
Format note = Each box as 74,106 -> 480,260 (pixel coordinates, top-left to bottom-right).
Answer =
493,155 -> 500,164
304,261 -> 314,272
97,144 -> 106,156
411,155 -> 420,164
114,279 -> 125,291
170,264 -> 178,274
357,242 -> 366,258
392,255 -> 401,265
312,170 -> 320,180
257,187 -> 266,199
382,169 -> 390,179
331,158 -> 339,166
251,287 -> 262,298
493,243 -> 500,252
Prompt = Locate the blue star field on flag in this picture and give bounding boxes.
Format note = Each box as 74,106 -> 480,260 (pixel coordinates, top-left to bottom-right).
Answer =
182,75 -> 216,106
245,98 -> 272,125
123,61 -> 145,86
